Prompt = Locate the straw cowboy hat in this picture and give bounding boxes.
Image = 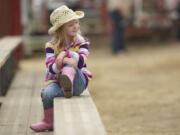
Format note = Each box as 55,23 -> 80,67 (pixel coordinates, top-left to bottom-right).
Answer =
48,5 -> 84,35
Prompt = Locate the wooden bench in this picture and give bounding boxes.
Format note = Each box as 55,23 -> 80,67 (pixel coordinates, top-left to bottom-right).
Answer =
0,36 -> 22,96
0,71 -> 54,135
0,65 -> 106,134
54,90 -> 107,135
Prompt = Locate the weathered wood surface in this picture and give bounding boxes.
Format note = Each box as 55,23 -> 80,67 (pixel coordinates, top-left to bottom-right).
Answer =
0,71 -> 53,135
54,90 -> 107,135
0,36 -> 23,96
0,36 -> 22,68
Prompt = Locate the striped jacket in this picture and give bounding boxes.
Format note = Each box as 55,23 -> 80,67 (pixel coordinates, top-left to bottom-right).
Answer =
45,34 -> 92,86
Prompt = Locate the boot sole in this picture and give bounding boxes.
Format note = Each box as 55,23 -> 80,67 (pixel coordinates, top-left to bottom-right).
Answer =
59,75 -> 73,98
30,126 -> 53,132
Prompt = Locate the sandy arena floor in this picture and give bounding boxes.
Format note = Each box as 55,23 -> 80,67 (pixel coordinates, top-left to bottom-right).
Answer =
20,36 -> 180,135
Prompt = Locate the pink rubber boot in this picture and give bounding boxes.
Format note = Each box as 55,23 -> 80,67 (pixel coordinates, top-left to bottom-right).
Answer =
30,108 -> 53,132
59,67 -> 76,98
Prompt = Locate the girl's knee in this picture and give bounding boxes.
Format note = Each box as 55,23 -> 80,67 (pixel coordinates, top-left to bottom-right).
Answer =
41,90 -> 48,100
41,89 -> 54,101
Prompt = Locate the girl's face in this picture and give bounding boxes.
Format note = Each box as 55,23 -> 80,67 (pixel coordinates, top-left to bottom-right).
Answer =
64,19 -> 80,38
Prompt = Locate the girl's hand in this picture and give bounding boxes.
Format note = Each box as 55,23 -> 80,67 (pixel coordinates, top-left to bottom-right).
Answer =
57,51 -> 67,60
56,51 -> 67,69
63,57 -> 78,67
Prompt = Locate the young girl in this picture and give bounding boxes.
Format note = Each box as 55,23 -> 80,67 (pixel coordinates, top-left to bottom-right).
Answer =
30,5 -> 92,132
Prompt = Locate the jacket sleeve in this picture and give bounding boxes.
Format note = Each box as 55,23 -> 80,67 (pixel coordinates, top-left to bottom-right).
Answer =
66,42 -> 89,69
45,42 -> 60,74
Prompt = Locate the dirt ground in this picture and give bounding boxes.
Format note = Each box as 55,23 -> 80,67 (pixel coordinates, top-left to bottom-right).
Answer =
20,36 -> 180,135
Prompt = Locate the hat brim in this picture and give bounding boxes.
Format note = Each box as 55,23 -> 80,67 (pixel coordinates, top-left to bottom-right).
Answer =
48,11 -> 84,35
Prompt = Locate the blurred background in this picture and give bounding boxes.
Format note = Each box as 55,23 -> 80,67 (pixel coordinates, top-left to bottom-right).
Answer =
1,0 -> 180,53
1,0 -> 180,135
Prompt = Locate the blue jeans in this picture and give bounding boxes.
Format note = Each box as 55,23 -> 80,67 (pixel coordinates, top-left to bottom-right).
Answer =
110,10 -> 125,53
41,66 -> 87,109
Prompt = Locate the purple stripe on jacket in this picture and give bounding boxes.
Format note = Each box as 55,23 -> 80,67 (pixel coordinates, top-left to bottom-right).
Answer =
78,55 -> 84,68
79,44 -> 88,49
49,63 -> 55,74
46,48 -> 54,53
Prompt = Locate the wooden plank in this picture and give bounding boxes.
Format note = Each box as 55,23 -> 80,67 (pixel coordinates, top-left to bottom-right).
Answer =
0,36 -> 22,51
0,36 -> 22,95
0,71 -> 35,135
54,90 -> 107,135
0,55 -> 15,95
0,52 -> 16,95
0,50 -> 11,68
27,72 -> 53,135
0,71 -> 52,135
0,36 -> 22,68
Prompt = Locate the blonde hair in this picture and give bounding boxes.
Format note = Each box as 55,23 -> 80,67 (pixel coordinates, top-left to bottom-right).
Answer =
53,25 -> 66,50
